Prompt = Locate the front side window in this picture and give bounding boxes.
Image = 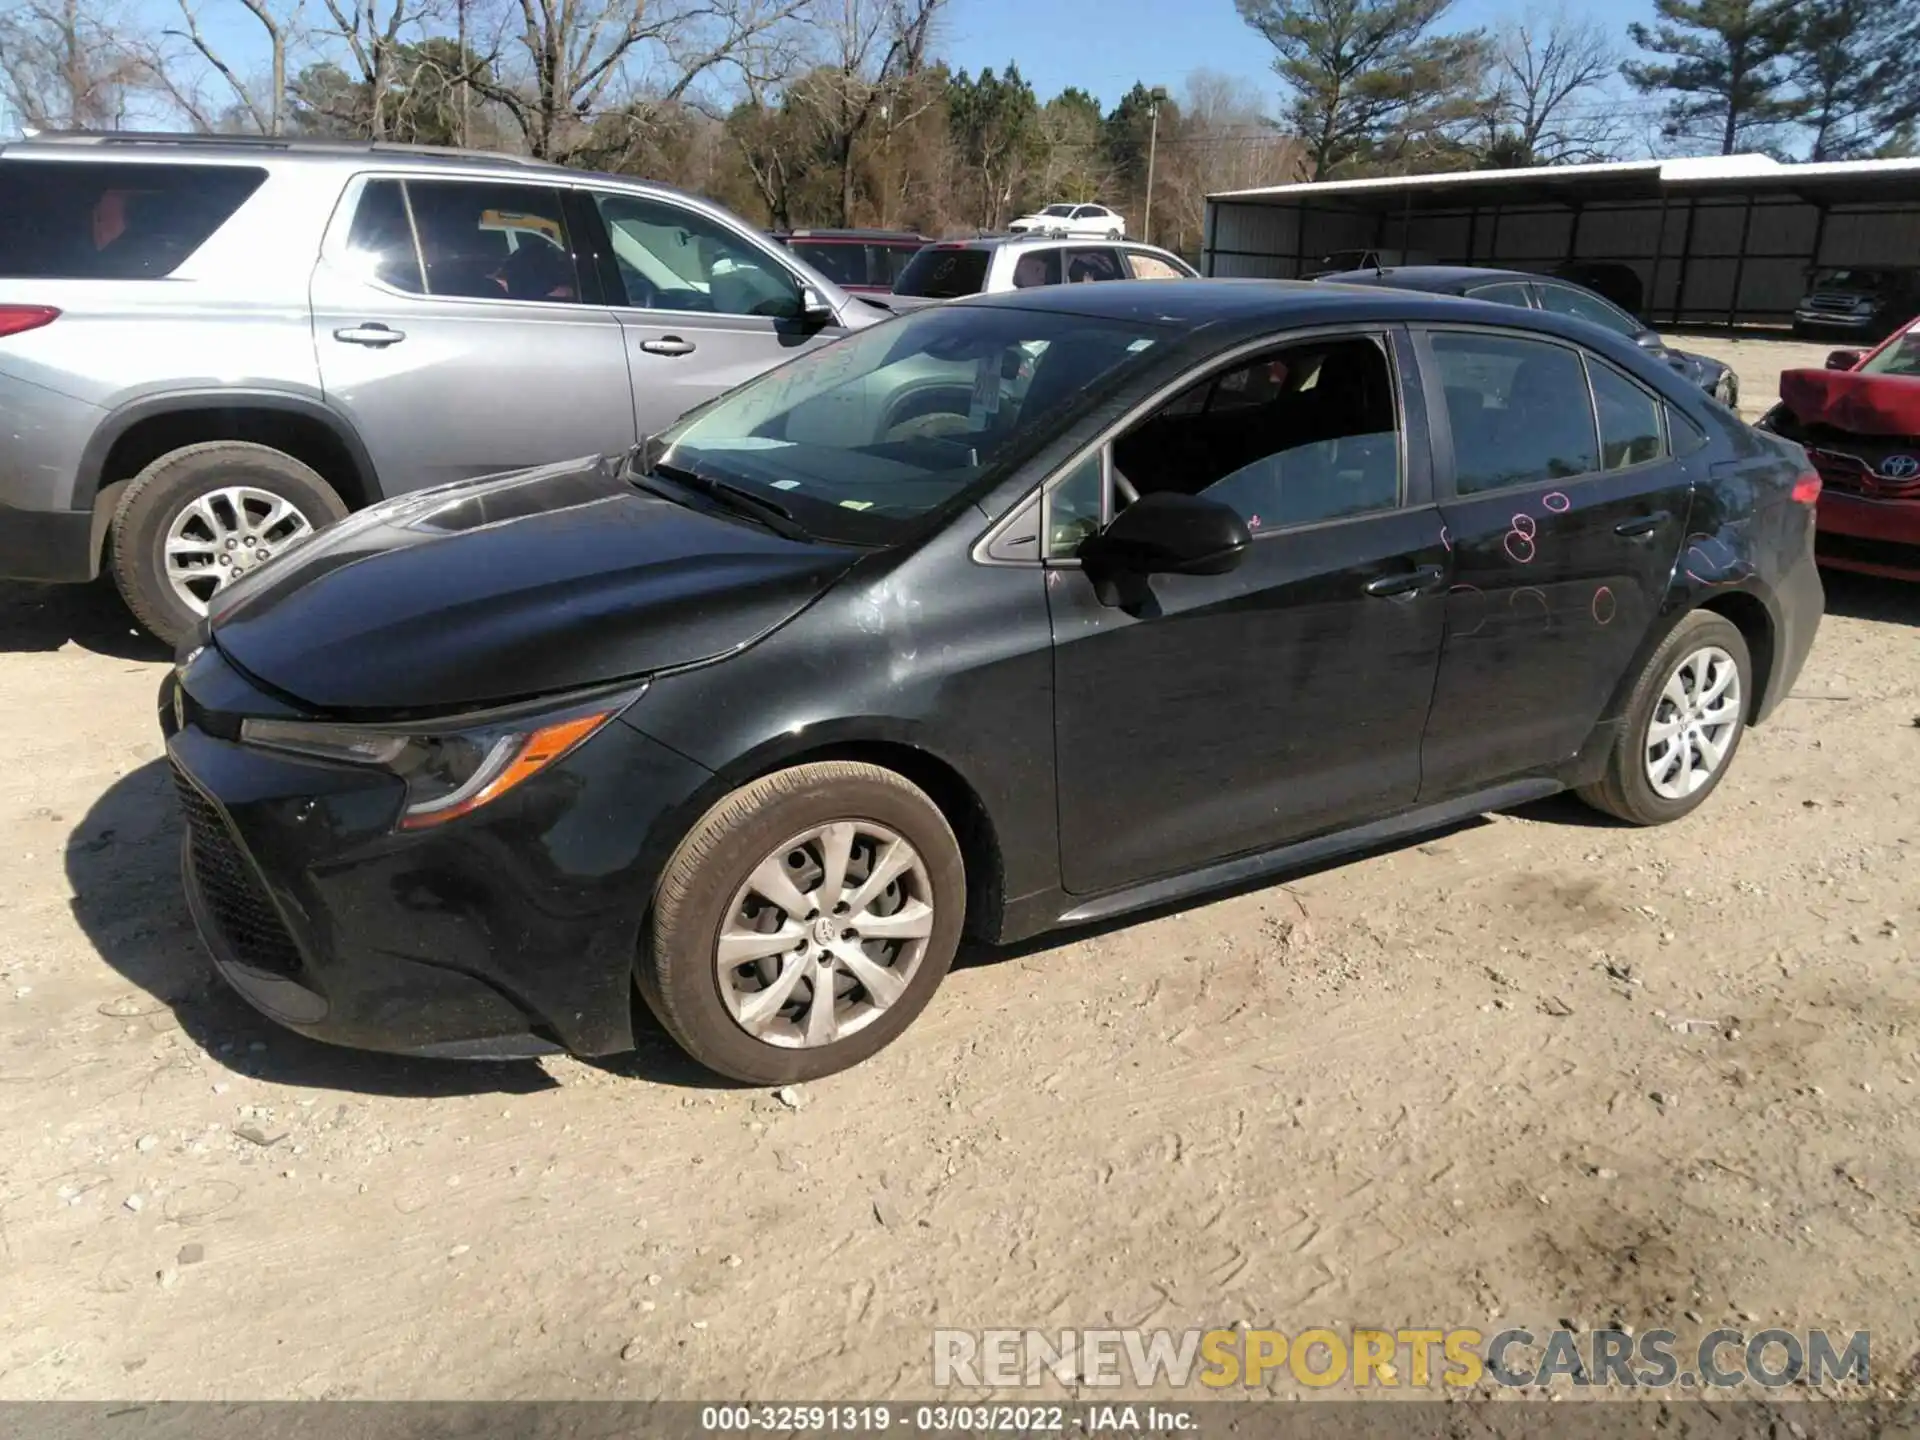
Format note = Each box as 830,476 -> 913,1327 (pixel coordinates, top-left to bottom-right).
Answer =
1108,334 -> 1402,532
1041,204 -> 1076,218
1590,358 -> 1664,469
1861,326 -> 1920,376
401,179 -> 582,303
1535,283 -> 1640,340
1065,248 -> 1123,283
653,305 -> 1166,544
895,246 -> 990,298
789,239 -> 862,288
342,179 -> 425,293
594,192 -> 802,318
1127,251 -> 1191,280
1431,331 -> 1599,494
1046,451 -> 1106,557
0,159 -> 266,279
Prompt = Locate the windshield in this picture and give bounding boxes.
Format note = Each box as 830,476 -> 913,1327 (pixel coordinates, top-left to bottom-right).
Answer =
649,304 -> 1168,544
1861,326 -> 1920,377
1812,268 -> 1895,292
894,246 -> 990,298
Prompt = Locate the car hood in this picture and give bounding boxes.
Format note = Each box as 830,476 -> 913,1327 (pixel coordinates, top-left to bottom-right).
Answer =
207,455 -> 861,717
1777,367 -> 1920,436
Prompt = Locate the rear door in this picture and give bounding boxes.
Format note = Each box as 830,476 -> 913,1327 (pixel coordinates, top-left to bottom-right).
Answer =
310,175 -> 633,493
575,188 -> 848,439
1417,325 -> 1693,797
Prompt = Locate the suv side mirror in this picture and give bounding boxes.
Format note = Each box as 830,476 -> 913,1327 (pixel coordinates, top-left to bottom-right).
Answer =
1076,491 -> 1251,600
800,284 -> 836,324
1827,349 -> 1863,370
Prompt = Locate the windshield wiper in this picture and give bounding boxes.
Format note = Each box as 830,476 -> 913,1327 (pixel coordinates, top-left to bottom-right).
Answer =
638,459 -> 814,542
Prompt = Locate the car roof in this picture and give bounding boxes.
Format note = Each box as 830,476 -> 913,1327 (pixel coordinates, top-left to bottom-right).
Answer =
929,234 -> 1171,255
1316,264 -> 1543,292
783,228 -> 928,241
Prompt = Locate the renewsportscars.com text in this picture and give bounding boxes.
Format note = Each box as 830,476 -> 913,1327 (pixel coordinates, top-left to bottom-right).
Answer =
932,1327 -> 1871,1391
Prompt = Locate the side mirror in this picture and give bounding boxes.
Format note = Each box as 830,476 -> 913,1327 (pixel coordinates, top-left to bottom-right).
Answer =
1827,349 -> 1863,371
1076,491 -> 1251,603
800,284 -> 836,324
1634,330 -> 1664,350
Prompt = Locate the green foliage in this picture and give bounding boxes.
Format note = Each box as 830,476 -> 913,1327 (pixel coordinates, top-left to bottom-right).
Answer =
1622,0 -> 1802,155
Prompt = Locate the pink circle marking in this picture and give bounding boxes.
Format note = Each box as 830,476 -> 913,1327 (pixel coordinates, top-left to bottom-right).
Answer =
1591,585 -> 1616,625
1542,492 -> 1571,513
1503,530 -> 1536,564
1440,524 -> 1452,551
1511,513 -> 1537,539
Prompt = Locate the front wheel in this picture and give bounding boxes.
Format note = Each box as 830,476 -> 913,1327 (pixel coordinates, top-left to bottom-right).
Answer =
1578,610 -> 1751,825
640,762 -> 966,1083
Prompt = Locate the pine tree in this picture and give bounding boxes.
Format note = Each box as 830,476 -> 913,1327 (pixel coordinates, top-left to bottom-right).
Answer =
1622,0 -> 1802,155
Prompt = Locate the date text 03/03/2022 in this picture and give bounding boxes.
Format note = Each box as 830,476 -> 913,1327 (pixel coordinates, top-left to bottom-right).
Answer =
698,1406 -> 1185,1433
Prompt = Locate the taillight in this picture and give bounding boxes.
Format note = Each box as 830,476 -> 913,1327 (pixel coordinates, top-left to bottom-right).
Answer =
1791,472 -> 1822,505
0,306 -> 59,338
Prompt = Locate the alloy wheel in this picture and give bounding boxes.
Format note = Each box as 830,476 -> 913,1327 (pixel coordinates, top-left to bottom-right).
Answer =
164,486 -> 316,614
716,822 -> 934,1048
1644,645 -> 1742,800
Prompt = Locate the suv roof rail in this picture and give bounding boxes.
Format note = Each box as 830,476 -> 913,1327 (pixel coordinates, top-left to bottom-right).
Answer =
14,130 -> 557,168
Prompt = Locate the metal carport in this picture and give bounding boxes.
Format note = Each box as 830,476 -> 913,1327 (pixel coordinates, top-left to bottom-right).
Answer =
1202,153 -> 1920,328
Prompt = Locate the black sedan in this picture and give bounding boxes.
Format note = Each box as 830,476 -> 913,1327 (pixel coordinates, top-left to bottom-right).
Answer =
160,281 -> 1823,1083
1317,265 -> 1741,409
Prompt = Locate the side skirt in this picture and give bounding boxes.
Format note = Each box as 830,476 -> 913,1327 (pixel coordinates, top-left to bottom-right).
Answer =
1053,777 -> 1564,930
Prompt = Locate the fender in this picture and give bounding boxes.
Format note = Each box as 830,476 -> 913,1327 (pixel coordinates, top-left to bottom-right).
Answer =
74,387 -> 381,510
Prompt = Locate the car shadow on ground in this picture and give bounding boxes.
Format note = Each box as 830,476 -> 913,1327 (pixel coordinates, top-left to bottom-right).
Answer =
0,578 -> 172,661
66,760 -> 559,1098
1821,569 -> 1920,625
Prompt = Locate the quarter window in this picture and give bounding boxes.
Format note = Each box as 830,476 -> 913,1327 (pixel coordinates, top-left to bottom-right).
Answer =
593,192 -> 803,318
1431,331 -> 1599,494
0,159 -> 266,280
1046,452 -> 1106,557
1109,335 -> 1402,532
1589,359 -> 1664,469
1127,251 -> 1189,280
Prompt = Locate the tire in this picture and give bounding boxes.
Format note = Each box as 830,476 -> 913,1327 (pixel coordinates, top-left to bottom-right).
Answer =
109,442 -> 348,647
1577,610 -> 1752,826
640,761 -> 966,1084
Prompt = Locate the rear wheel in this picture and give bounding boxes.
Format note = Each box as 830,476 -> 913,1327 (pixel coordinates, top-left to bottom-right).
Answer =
109,442 -> 347,647
640,762 -> 966,1083
1578,610 -> 1751,826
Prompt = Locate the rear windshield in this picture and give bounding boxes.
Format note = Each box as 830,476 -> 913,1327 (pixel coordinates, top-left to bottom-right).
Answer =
0,160 -> 266,279
895,246 -> 991,299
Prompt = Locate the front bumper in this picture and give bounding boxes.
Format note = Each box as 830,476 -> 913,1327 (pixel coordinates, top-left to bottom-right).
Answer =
1816,491 -> 1920,580
1794,311 -> 1880,332
161,648 -> 715,1059
0,503 -> 94,582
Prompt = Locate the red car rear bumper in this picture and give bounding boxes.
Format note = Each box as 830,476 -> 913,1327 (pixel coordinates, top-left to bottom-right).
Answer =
1816,491 -> 1920,580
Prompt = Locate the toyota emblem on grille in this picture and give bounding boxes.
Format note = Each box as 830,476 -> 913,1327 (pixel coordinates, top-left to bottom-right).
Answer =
1880,454 -> 1919,479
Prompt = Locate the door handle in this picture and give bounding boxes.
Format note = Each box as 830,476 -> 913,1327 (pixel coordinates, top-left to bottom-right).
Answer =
640,336 -> 697,357
1614,511 -> 1670,538
333,323 -> 405,347
1364,564 -> 1445,598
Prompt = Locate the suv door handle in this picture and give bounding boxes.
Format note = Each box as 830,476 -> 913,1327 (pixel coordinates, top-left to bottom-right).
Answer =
333,323 -> 405,347
1614,511 -> 1670,538
640,336 -> 697,356
1364,564 -> 1445,598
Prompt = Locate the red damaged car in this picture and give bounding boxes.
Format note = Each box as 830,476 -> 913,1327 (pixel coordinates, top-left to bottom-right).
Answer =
1759,326 -> 1920,580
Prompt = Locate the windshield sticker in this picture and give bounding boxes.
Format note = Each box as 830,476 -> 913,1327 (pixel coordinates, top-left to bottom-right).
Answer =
1128,338 -> 1156,352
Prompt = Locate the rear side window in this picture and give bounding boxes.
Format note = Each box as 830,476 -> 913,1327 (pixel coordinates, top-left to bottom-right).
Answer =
402,179 -> 583,303
1588,359 -> 1664,469
1536,282 -> 1640,340
1127,252 -> 1189,280
1431,331 -> 1599,494
1065,248 -> 1124,283
895,246 -> 990,298
0,160 -> 266,279
1467,281 -> 1532,308
1010,250 -> 1062,289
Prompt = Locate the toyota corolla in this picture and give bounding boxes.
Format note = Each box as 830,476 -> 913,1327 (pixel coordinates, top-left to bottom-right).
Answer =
161,282 -> 1824,1082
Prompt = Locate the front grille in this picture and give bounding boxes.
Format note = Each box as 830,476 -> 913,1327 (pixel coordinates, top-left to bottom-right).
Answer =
173,766 -> 304,978
1808,448 -> 1920,499
1816,531 -> 1920,571
1807,293 -> 1867,315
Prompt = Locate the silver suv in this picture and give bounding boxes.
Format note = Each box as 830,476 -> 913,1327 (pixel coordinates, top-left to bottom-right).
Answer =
0,133 -> 884,645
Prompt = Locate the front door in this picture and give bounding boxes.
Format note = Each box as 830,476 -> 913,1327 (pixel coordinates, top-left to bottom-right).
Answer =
1417,325 -> 1694,796
1047,329 -> 1449,897
310,175 -> 634,494
577,189 -> 847,438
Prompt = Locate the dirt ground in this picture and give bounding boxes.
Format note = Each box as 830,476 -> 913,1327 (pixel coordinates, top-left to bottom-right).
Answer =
1,337 -> 1917,1404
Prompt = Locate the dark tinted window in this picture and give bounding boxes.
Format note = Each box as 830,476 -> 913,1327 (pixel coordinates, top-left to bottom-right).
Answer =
1670,406 -> 1709,457
1467,281 -> 1532,308
0,160 -> 265,279
1111,335 -> 1401,532
403,180 -> 582,302
873,242 -> 924,287
1589,359 -> 1664,469
1432,331 -> 1599,494
344,179 -> 424,293
1536,282 -> 1640,339
790,240 -> 863,287
1065,248 -> 1124,283
1010,250 -> 1062,288
896,246 -> 990,298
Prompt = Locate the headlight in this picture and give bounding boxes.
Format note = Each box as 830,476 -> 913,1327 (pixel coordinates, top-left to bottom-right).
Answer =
240,687 -> 640,831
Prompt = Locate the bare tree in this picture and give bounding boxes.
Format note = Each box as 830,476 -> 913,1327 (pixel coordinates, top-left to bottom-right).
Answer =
313,0 -> 438,140
1484,4 -> 1622,163
0,0 -> 149,130
1158,70 -> 1298,255
471,0 -> 818,164
152,0 -> 302,134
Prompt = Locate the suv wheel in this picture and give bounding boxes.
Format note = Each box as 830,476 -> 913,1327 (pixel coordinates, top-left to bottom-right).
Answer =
109,442 -> 348,647
1578,610 -> 1751,826
640,761 -> 965,1084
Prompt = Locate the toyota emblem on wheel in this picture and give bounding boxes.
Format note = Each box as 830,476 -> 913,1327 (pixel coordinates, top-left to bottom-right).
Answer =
1879,454 -> 1919,479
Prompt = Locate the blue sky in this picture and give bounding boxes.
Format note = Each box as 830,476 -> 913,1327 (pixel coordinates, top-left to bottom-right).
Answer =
942,0 -> 1659,110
